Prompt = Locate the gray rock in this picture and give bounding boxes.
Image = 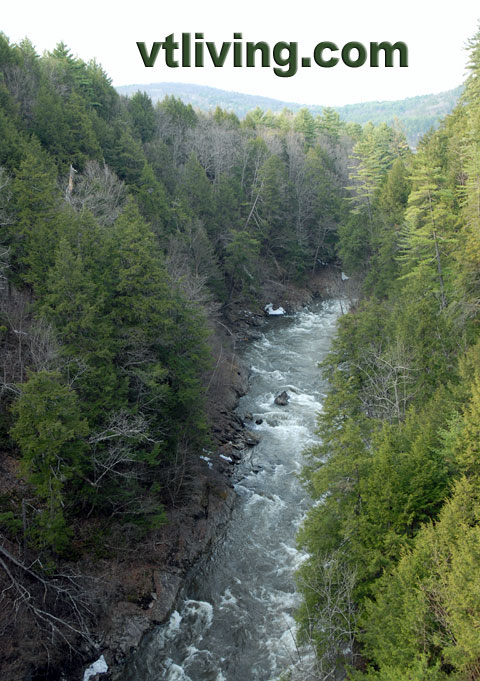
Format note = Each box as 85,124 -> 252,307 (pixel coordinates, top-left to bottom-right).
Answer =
274,391 -> 289,406
244,431 -> 260,446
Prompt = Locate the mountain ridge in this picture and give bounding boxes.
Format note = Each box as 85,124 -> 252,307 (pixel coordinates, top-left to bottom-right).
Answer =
116,81 -> 463,146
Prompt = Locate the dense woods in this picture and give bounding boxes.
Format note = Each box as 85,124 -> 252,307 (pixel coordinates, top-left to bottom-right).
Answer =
117,81 -> 463,149
296,25 -> 480,681
1,21 -> 480,681
0,31 -> 356,677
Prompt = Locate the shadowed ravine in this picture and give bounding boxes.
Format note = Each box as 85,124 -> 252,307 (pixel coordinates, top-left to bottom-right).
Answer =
120,299 -> 343,681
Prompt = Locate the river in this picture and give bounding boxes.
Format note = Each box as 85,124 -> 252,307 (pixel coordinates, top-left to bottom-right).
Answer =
120,299 -> 343,681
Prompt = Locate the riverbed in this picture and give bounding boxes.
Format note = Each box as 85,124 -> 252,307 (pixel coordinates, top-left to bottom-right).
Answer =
119,299 -> 343,681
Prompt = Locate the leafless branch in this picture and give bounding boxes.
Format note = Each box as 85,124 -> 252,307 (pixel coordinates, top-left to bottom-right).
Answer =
0,541 -> 97,655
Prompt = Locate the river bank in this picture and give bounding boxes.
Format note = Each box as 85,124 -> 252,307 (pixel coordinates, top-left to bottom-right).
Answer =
45,267 -> 353,681
116,295 -> 346,681
77,267 -> 356,681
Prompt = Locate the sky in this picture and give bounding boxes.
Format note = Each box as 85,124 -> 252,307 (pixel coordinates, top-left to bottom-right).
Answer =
2,0 -> 480,106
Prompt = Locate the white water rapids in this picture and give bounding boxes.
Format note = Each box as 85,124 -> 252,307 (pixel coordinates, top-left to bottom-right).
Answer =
120,299 -> 343,681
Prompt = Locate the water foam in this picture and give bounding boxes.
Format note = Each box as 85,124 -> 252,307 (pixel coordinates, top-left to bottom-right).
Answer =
121,299 -> 343,681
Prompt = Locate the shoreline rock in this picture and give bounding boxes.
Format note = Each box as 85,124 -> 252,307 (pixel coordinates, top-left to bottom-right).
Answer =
70,271 -> 338,681
85,327 -> 253,679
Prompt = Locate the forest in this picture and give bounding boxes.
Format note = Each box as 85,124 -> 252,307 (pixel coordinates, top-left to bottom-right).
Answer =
0,29 -> 356,678
296,24 -> 480,681
117,81 -> 463,148
0,20 -> 480,681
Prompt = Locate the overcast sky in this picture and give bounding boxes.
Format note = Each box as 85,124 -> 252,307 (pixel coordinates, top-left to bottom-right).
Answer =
2,1 -> 479,106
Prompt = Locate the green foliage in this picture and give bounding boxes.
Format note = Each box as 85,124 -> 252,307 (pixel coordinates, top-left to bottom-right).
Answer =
317,107 -> 342,141
360,477 -> 480,679
180,152 -> 215,225
297,24 -> 480,681
116,81 -> 462,147
10,140 -> 64,290
10,370 -> 88,553
224,229 -> 261,296
105,124 -> 146,184
399,154 -> 457,310
340,122 -> 410,274
132,161 -> 170,235
349,656 -> 448,681
293,108 -> 317,148
4,28 -> 480,675
0,106 -> 26,170
364,157 -> 410,295
454,370 -> 480,477
128,90 -> 156,143
0,510 -> 23,535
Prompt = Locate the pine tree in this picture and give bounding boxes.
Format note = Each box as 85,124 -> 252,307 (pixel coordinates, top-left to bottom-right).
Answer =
10,370 -> 89,554
11,140 -> 64,291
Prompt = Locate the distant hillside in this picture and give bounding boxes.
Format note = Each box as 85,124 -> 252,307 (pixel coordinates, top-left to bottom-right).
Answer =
116,82 -> 463,147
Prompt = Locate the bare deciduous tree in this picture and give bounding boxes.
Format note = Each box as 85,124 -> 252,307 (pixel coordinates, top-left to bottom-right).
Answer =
166,218 -> 221,312
0,541 -> 98,656
0,167 -> 12,290
2,48 -> 40,122
64,160 -> 126,225
88,410 -> 162,490
0,288 -> 58,395
187,116 -> 242,184
297,550 -> 358,680
0,167 -> 12,227
354,341 -> 417,420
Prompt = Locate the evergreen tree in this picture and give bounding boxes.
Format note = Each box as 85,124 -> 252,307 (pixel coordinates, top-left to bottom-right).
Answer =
10,370 -> 89,554
10,140 -> 64,290
128,90 -> 156,143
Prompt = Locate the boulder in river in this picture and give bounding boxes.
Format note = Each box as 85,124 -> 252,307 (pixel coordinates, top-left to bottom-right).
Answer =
274,391 -> 289,406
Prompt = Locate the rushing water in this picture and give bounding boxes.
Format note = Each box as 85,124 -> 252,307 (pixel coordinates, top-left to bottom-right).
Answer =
120,299 -> 343,681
